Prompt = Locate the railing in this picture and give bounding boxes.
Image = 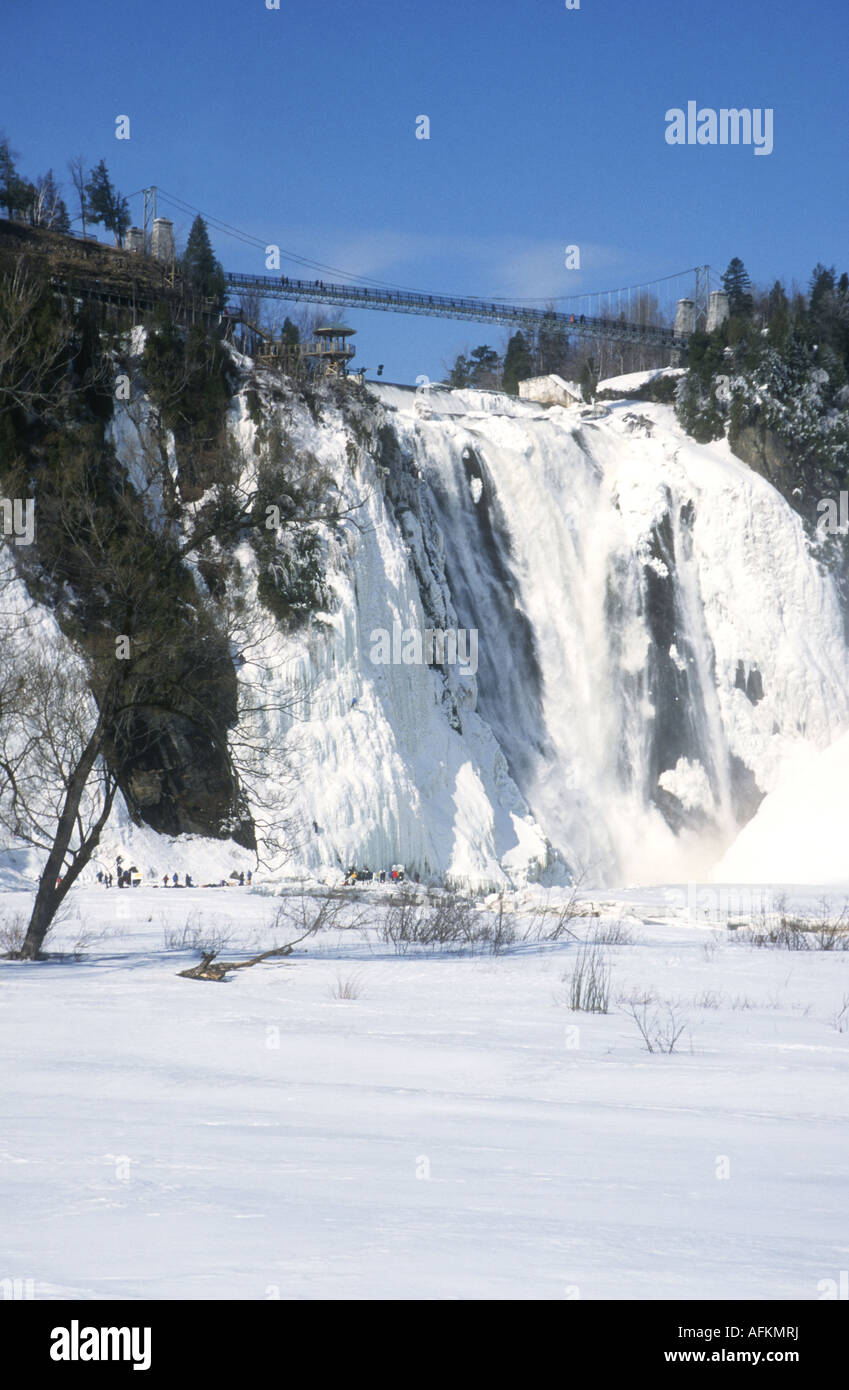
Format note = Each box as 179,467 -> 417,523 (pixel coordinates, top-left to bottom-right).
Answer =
225,271 -> 684,345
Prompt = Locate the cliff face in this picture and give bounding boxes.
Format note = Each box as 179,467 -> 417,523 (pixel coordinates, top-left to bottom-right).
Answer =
7,336 -> 849,889
115,365 -> 842,890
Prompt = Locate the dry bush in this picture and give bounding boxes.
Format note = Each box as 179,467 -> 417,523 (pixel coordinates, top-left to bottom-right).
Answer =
0,911 -> 27,956
564,940 -> 611,1013
380,891 -> 511,955
728,994 -> 757,1010
692,989 -> 723,1010
622,997 -> 690,1054
832,994 -> 849,1033
330,974 -> 364,1000
590,919 -> 636,947
163,910 -> 235,954
739,899 -> 849,951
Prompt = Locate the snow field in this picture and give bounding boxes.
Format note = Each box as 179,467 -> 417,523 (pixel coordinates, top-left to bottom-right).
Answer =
2,886 -> 848,1300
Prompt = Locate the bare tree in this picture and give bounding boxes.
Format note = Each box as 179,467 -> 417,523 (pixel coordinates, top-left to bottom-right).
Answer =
67,155 -> 88,238
0,654 -> 121,957
0,263 -> 74,414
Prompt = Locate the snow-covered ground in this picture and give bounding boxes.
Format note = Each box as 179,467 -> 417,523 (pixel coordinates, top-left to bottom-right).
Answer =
3,885 -> 848,1300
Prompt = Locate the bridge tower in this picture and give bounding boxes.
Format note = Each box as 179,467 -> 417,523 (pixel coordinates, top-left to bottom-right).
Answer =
674,298 -> 695,337
707,291 -> 729,332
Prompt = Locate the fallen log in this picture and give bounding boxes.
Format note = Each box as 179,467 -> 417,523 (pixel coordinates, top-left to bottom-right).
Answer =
178,944 -> 293,982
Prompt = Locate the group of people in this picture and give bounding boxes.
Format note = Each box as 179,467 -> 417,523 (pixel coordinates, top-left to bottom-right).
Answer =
96,858 -> 141,888
343,864 -> 407,886
95,860 -> 253,889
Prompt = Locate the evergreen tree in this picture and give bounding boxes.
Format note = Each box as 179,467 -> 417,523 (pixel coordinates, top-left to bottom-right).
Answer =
53,195 -> 71,233
579,355 -> 598,404
766,280 -> 790,347
281,316 -> 300,347
721,257 -> 754,319
836,272 -> 849,372
537,314 -> 569,374
808,264 -> 840,351
0,136 -> 25,218
502,330 -> 532,395
468,344 -> 500,388
182,215 -> 226,304
448,353 -> 471,388
85,160 -> 130,244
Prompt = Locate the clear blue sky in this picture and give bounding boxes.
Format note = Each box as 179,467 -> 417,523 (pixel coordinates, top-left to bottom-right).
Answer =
2,0 -> 847,382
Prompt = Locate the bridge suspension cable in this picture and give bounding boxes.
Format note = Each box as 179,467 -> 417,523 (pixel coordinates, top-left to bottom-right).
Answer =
133,187 -> 706,314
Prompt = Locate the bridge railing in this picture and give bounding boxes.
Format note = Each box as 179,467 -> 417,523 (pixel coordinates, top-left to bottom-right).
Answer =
225,272 -> 681,343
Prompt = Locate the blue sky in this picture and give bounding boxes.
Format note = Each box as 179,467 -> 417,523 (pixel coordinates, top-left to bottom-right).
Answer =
2,0 -> 847,382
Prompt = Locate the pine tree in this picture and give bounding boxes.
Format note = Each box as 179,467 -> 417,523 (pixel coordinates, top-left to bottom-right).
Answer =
85,160 -> 130,244
502,330 -> 532,395
53,195 -> 71,233
766,280 -> 790,348
448,354 -> 471,388
182,215 -> 226,304
0,136 -> 24,218
537,314 -> 569,374
579,355 -> 598,403
468,344 -> 500,388
721,258 -> 754,319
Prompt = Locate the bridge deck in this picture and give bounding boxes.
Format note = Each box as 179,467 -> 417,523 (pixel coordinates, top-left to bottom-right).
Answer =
225,273 -> 687,348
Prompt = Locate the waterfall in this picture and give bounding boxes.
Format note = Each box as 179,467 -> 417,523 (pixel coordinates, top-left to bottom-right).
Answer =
374,384 -> 849,885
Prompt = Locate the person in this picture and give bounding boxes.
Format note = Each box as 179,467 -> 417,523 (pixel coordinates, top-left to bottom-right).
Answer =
238,871 -> 245,886
172,872 -> 178,887
379,869 -> 386,884
162,874 -> 169,887
246,870 -> 252,886
570,314 -> 575,324
185,874 -> 193,887
96,871 -> 103,884
580,314 -> 586,325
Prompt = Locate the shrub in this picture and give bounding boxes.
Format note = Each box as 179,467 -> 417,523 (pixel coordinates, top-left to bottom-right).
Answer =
622,996 -> 690,1053
564,939 -> 611,1013
331,974 -> 363,1000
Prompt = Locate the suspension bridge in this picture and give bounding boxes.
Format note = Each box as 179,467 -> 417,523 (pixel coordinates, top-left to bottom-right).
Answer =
132,180 -> 721,351
224,269 -> 716,349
